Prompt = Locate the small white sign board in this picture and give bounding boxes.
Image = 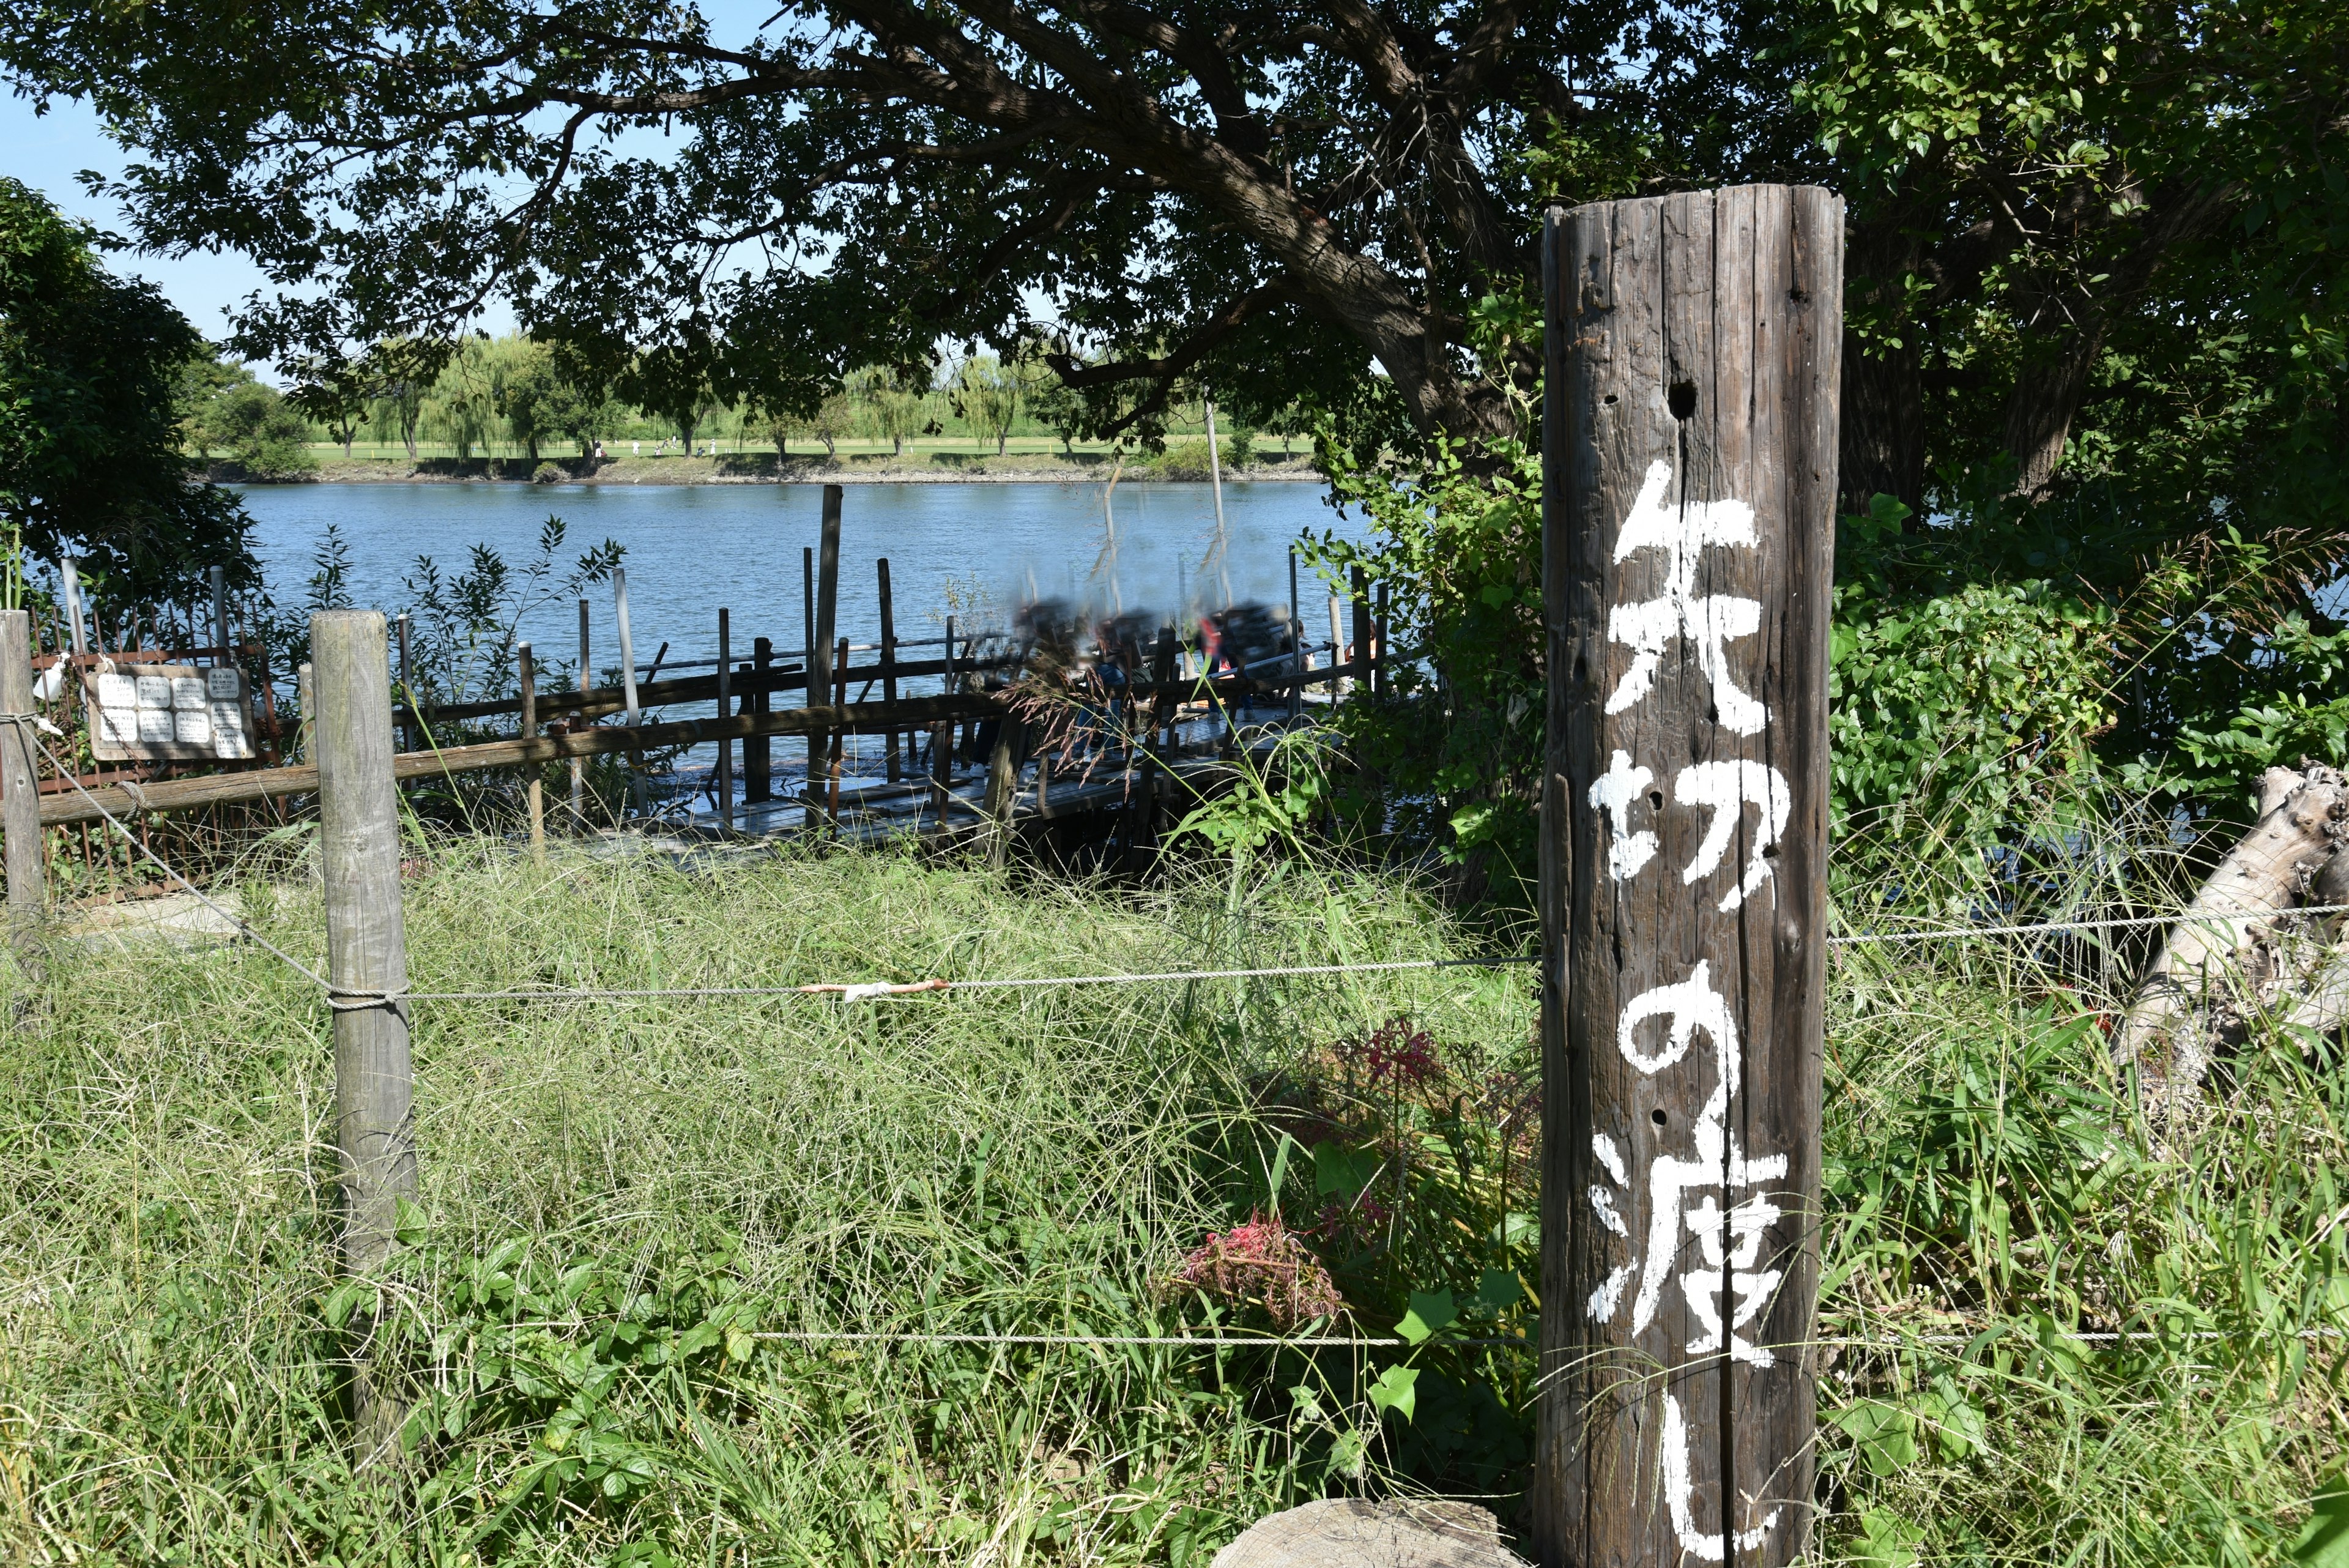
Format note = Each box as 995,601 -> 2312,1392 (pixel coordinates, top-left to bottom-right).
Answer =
83,663 -> 258,762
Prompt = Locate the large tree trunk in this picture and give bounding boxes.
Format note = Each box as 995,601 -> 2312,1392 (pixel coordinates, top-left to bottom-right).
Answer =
1838,212 -> 1927,516
2115,765 -> 2349,1107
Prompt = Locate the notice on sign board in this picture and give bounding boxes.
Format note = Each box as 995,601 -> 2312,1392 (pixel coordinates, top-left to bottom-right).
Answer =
82,663 -> 258,762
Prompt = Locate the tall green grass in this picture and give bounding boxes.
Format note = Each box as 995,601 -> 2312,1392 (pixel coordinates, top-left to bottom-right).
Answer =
0,817 -> 2341,1564
0,831 -> 1532,1564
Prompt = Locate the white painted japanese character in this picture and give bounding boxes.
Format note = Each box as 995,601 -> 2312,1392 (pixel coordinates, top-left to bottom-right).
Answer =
1589,749 -> 1660,880
1675,760 -> 1792,911
1585,961 -> 1791,1373
1605,459 -> 1767,735
1663,1393 -> 1783,1561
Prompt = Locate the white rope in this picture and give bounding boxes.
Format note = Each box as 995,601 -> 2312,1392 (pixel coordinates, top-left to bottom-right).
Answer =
385,956 -> 1540,1006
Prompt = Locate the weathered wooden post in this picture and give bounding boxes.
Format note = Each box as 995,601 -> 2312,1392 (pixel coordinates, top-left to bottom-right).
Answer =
826,635 -> 849,825
614,567 -> 643,817
312,609 -> 417,1458
571,598 -> 589,827
877,559 -> 902,784
1,611 -> 46,942
714,609 -> 733,832
746,636 -> 773,804
393,612 -> 415,754
1535,185 -> 1840,1567
1287,546 -> 1305,724
1349,565 -> 1373,700
59,558 -> 87,658
210,566 -> 231,666
808,489 -> 841,831
1374,578 -> 1390,696
516,642 -> 544,860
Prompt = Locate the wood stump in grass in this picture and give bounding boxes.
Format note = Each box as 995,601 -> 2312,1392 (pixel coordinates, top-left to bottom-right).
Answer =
1211,1501 -> 1526,1568
2117,762 -> 2349,1103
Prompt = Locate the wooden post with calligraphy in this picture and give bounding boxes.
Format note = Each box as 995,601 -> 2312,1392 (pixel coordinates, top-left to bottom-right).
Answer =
1535,185 -> 1840,1567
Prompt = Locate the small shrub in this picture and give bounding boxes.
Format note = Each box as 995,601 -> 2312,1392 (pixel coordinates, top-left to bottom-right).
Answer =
531,460 -> 565,484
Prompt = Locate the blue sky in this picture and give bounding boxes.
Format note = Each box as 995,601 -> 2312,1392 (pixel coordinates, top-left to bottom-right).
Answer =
4,89 -> 281,343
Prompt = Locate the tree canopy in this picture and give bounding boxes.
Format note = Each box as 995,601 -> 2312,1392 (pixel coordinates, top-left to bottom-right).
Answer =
0,0 -> 1815,450
0,177 -> 252,599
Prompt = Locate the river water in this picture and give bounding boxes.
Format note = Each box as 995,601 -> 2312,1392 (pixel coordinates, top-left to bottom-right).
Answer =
238,479 -> 1363,672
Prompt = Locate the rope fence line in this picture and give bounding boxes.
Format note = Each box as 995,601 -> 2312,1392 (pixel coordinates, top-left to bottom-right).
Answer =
735,1325 -> 2348,1351
15,723 -> 2346,1014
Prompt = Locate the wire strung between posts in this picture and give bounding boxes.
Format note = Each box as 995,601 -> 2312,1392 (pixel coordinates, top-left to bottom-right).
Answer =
22,729 -> 340,995
21,719 -> 2345,1011
360,956 -> 1543,1007
1827,902 -> 2349,946
744,1325 -> 2344,1350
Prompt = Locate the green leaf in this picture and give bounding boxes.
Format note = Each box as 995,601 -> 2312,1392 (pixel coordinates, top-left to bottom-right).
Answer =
1395,1289 -> 1456,1345
1833,1400 -> 1918,1477
1474,1268 -> 1521,1312
1327,1427 -> 1368,1480
724,1328 -> 755,1363
322,1280 -> 366,1329
1313,1141 -> 1373,1197
393,1195 -> 428,1249
1367,1363 -> 1419,1421
2296,1470 -> 2349,1567
1854,1507 -> 1924,1568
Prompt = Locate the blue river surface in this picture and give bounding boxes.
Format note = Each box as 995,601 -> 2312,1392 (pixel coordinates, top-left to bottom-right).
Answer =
236,479 -> 1366,673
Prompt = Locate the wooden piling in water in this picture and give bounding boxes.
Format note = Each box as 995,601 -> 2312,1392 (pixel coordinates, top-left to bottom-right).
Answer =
572,599 -> 588,828
715,609 -> 733,833
311,609 -> 415,1461
826,635 -> 848,827
517,642 -> 543,860
878,558 -> 901,784
809,488 -> 841,833
746,636 -> 773,804
1533,184 -> 1840,1568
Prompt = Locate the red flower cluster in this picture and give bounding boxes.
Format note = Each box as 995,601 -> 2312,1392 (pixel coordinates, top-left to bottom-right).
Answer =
1172,1213 -> 1344,1329
1342,1018 -> 1441,1087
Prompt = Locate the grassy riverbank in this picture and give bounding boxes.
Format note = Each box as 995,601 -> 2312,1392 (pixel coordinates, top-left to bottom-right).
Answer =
0,832 -> 2341,1564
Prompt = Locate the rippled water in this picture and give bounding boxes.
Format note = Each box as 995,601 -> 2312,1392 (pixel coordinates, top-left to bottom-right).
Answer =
237,479 -> 1363,669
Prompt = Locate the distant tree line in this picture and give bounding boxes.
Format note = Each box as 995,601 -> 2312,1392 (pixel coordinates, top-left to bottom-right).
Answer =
198,335 -> 1305,467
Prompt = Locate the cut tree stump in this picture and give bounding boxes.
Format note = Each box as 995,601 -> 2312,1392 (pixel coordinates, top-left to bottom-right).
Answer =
1210,1500 -> 1527,1568
2117,762 -> 2349,1098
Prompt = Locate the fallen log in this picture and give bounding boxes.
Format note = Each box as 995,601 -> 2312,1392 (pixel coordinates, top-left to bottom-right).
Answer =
2115,762 -> 2349,1096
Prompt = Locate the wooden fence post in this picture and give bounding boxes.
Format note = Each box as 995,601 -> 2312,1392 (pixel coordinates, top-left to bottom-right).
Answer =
210,566 -> 231,664
808,488 -> 841,831
714,609 -> 733,832
1534,185 -> 1841,1568
613,567 -> 642,817
393,613 -> 415,754
826,636 -> 848,827
1349,565 -> 1372,701
311,608 -> 417,1460
878,558 -> 901,784
517,642 -> 543,860
746,636 -> 773,804
1,611 -> 45,945
572,598 -> 589,827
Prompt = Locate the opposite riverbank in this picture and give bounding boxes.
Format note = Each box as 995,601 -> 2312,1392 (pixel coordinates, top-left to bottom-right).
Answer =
211,450 -> 1327,486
